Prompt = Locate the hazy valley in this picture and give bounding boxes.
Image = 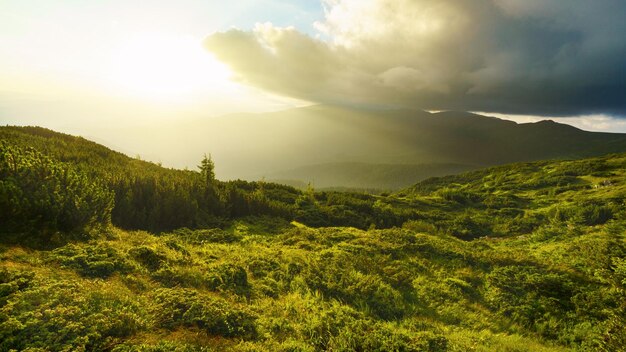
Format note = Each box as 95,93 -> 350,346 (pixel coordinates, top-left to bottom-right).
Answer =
131,105 -> 626,189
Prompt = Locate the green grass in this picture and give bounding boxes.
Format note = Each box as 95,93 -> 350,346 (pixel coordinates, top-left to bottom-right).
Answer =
2,212 -> 625,350
1,128 -> 626,350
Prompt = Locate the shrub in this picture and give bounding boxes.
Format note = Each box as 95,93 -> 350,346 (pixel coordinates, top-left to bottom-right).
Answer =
112,341 -> 212,352
0,278 -> 145,351
152,288 -> 257,339
437,188 -> 482,204
0,144 -> 113,245
206,263 -> 250,296
50,243 -> 135,278
172,228 -> 242,244
304,254 -> 406,320
444,214 -> 489,240
485,265 -> 577,337
0,268 -> 35,306
128,246 -> 167,271
152,262 -> 250,295
329,321 -> 448,352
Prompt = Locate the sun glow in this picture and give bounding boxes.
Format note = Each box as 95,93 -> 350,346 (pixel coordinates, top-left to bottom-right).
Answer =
101,32 -> 234,103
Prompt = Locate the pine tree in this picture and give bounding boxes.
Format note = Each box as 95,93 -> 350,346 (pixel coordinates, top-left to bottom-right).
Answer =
198,153 -> 223,216
198,154 -> 216,187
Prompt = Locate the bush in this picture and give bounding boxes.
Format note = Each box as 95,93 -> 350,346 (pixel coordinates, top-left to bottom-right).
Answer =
0,144 -> 113,245
579,204 -> 614,226
152,266 -> 206,288
304,253 -> 406,320
129,246 -> 167,271
437,188 -> 482,204
112,341 -> 212,352
0,268 -> 35,306
152,288 -> 257,339
172,228 -> 242,244
50,243 -> 135,278
485,265 -> 577,337
444,214 -> 489,240
0,277 -> 145,351
205,263 -> 250,295
329,321 -> 448,352
550,203 -> 615,226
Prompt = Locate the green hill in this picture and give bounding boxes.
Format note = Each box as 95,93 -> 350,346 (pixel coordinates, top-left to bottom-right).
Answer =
0,126 -> 300,234
1,127 -> 626,351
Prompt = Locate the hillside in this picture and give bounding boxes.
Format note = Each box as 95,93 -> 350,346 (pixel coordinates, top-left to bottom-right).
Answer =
0,126 -> 306,235
266,162 -> 477,190
1,128 -> 626,351
155,105 -> 626,189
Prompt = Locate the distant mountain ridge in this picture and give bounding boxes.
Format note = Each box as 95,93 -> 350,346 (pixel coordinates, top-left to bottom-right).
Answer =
264,162 -> 477,190
7,105 -> 626,190
168,105 -> 626,189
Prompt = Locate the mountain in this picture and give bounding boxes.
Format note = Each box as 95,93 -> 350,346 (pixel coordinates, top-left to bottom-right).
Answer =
2,128 -> 626,351
160,105 -> 626,189
266,161 -> 476,190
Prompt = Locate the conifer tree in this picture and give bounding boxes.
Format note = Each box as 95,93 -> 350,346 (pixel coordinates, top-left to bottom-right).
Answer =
198,153 -> 223,216
199,153 -> 216,187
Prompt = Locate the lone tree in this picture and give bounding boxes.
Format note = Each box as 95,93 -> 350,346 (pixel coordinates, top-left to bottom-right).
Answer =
199,153 -> 216,187
198,153 -> 222,215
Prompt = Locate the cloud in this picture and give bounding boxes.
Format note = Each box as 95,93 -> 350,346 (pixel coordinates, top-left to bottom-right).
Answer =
204,0 -> 626,116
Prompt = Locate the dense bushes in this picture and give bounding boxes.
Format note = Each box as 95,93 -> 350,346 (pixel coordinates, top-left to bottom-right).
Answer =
485,266 -> 576,330
0,144 -> 113,244
0,270 -> 145,351
0,268 -> 34,306
549,202 -> 616,226
305,261 -> 407,320
153,288 -> 257,339
171,228 -> 242,244
2,216 -> 625,351
1,128 -> 424,233
50,243 -> 135,278
129,246 -> 167,271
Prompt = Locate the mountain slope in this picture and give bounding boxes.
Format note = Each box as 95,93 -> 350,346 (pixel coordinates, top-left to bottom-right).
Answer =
0,126 -> 301,233
162,105 -> 626,188
266,161 -> 477,190
2,133 -> 626,350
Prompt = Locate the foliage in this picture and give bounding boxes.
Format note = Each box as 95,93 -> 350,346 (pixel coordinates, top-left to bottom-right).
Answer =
0,268 -> 146,351
2,127 -> 626,350
152,287 -> 257,339
50,242 -> 135,278
0,143 -> 113,245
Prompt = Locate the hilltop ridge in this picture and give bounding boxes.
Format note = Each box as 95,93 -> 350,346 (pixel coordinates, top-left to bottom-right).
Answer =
152,105 -> 626,188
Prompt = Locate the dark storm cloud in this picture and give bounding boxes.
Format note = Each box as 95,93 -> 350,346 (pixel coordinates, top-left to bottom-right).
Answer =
205,0 -> 626,117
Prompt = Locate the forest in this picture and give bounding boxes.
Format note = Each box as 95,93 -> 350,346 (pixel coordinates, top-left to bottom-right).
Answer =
1,126 -> 625,351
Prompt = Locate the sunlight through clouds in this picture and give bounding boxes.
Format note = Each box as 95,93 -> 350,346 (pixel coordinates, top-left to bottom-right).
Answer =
101,32 -> 235,104
206,0 -> 626,117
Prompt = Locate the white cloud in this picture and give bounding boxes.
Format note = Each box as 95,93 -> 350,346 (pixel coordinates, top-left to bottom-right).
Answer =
205,0 -> 626,117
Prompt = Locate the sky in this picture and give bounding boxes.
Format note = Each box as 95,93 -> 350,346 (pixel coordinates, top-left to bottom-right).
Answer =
1,0 -> 626,164
0,0 -> 321,131
204,0 -> 626,120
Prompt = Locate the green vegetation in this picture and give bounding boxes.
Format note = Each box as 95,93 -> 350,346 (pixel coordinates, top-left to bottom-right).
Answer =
0,143 -> 113,246
1,126 -> 626,351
